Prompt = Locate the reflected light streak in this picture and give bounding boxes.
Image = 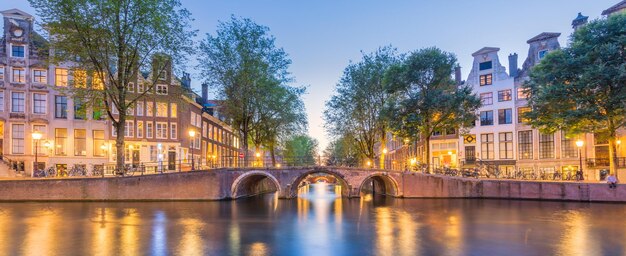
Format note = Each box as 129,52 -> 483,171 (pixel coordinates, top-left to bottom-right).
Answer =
0,208 -> 13,253
151,211 -> 167,256
398,211 -> 419,256
120,209 -> 140,256
23,208 -> 60,255
92,207 -> 116,256
556,210 -> 598,256
443,213 -> 464,255
375,207 -> 393,254
229,223 -> 241,256
177,218 -> 204,255
247,242 -> 269,256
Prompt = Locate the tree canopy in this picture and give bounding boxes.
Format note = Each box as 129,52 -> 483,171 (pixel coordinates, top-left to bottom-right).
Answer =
524,14 -> 626,175
385,47 -> 481,168
29,0 -> 196,172
282,134 -> 318,166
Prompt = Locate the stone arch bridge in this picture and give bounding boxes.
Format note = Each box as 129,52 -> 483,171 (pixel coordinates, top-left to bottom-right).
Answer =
228,167 -> 402,199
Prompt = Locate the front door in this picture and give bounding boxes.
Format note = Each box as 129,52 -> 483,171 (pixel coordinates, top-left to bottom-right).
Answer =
465,146 -> 476,163
168,151 -> 176,170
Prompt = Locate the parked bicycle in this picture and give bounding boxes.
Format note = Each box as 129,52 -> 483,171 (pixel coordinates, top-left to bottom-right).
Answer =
68,165 -> 87,177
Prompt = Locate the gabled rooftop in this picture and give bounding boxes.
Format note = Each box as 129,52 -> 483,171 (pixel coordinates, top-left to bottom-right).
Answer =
602,0 -> 626,15
526,32 -> 561,44
0,8 -> 33,20
471,47 -> 500,57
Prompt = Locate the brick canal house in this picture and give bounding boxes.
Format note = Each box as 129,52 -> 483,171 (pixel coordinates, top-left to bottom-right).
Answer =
0,8 -> 240,177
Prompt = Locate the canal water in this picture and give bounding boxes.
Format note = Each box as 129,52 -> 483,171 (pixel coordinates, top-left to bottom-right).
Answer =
0,183 -> 625,256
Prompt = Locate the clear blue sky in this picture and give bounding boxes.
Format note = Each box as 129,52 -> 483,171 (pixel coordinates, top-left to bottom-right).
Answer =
6,0 -> 618,152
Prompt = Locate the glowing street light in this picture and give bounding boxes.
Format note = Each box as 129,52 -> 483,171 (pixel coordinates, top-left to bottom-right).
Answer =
32,131 -> 42,172
189,130 -> 196,171
576,139 -> 584,181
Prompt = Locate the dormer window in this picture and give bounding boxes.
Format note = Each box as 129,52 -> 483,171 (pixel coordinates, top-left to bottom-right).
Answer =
11,45 -> 25,58
479,61 -> 492,71
156,84 -> 168,95
538,50 -> 548,60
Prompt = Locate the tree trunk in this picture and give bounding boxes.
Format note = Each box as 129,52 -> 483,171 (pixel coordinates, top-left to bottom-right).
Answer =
242,130 -> 249,167
424,136 -> 431,173
115,117 -> 126,175
609,138 -> 619,179
270,144 -> 276,166
379,134 -> 387,169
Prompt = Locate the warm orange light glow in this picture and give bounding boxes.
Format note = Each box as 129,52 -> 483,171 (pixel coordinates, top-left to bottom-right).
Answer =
576,140 -> 584,148
188,130 -> 196,138
31,131 -> 42,140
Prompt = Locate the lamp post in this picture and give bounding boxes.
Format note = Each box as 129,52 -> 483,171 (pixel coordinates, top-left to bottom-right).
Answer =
382,148 -> 387,169
576,139 -> 584,181
32,131 -> 42,173
255,152 -> 261,167
188,130 -> 196,171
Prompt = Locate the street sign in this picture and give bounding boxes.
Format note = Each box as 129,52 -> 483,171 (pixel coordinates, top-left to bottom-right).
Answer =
238,153 -> 244,158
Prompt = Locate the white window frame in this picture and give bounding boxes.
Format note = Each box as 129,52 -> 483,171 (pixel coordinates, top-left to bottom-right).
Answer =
137,121 -> 144,138
136,101 -> 144,116
170,103 -> 177,118
156,84 -> 168,95
32,93 -> 47,114
10,44 -> 25,58
156,102 -> 167,117
146,122 -> 153,138
55,68 -> 68,87
32,69 -> 48,84
0,91 -> 5,112
156,122 -> 168,139
12,67 -> 25,83
124,120 -> 134,137
146,101 -> 153,116
137,82 -> 144,93
170,123 -> 177,140
11,92 -> 25,113
32,124 -> 47,156
11,123 -> 25,154
0,66 -> 5,81
127,82 -> 134,92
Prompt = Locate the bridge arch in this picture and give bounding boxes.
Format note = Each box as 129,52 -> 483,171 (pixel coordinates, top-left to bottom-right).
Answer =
231,171 -> 281,199
288,169 -> 351,198
359,173 -> 400,197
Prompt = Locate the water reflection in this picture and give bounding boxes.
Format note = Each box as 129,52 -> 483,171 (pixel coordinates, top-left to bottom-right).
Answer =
0,187 -> 625,255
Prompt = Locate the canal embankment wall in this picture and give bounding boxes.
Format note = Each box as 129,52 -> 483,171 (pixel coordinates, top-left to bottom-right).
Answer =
0,170 -> 624,202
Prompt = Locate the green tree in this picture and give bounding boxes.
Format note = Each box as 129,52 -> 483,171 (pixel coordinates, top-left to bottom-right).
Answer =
524,14 -> 626,176
198,16 -> 293,165
385,47 -> 481,169
323,135 -> 363,167
324,46 -> 400,168
29,0 -> 195,173
283,135 -> 318,166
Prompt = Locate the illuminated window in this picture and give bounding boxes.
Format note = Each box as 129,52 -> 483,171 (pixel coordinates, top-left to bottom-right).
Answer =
137,121 -> 144,138
156,102 -> 167,117
499,132 -> 513,159
74,129 -> 86,156
93,130 -> 105,157
124,120 -> 134,137
170,103 -> 177,118
539,133 -> 555,159
92,73 -> 104,90
517,107 -> 530,124
55,128 -> 67,156
73,70 -> 87,88
146,122 -> 153,138
479,74 -> 492,86
55,68 -> 68,86
480,133 -> 494,160
518,131 -> 533,160
12,68 -> 25,83
497,89 -> 512,102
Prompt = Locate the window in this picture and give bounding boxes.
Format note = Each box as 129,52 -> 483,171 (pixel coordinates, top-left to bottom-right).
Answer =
498,109 -> 512,124
137,121 -> 144,138
146,101 -> 154,116
497,89 -> 512,102
170,103 -> 177,118
92,73 -> 104,90
93,130 -> 105,157
149,145 -> 157,162
518,131 -> 533,160
170,123 -> 177,139
55,68 -> 68,86
517,87 -> 528,100
0,66 -> 4,80
156,122 -> 168,139
539,133 -> 555,159
479,74 -> 492,86
33,125 -> 47,155
538,50 -> 548,60
480,111 -> 493,126
55,128 -> 68,155
127,82 -> 134,92
480,92 -> 493,105
480,133 -> 494,160
0,91 -> 5,112
112,125 -> 117,137
159,70 -> 167,80
136,102 -> 144,116
55,96 -> 67,118
146,122 -> 153,138
124,120 -> 134,137
11,45 -> 25,58
74,99 -> 86,120
126,101 -> 134,116
196,114 -> 201,127
479,61 -> 492,70
33,93 -> 46,114
137,82 -> 144,93
12,68 -> 25,83
73,70 -> 87,88
112,104 -> 119,115
11,92 -> 25,113
499,132 -> 513,159
156,102 -> 167,117
156,84 -> 168,95
74,129 -> 86,156
561,132 -> 578,159
11,124 -> 24,154
518,107 -> 530,124
203,122 -> 208,138
33,70 -> 47,84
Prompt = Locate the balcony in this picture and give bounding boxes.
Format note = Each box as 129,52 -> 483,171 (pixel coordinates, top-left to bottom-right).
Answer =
586,158 -> 626,168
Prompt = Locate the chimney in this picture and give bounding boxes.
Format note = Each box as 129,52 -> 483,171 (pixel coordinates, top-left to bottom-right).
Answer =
201,83 -> 208,104
181,72 -> 191,89
508,53 -> 518,78
572,12 -> 588,30
454,65 -> 462,85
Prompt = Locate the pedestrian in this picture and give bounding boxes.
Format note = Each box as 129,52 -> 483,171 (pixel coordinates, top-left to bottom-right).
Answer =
607,174 -> 618,189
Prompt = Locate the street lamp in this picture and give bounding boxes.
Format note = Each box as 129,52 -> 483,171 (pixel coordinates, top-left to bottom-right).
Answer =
576,139 -> 584,181
32,131 -> 42,172
188,130 -> 196,171
255,152 -> 261,167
